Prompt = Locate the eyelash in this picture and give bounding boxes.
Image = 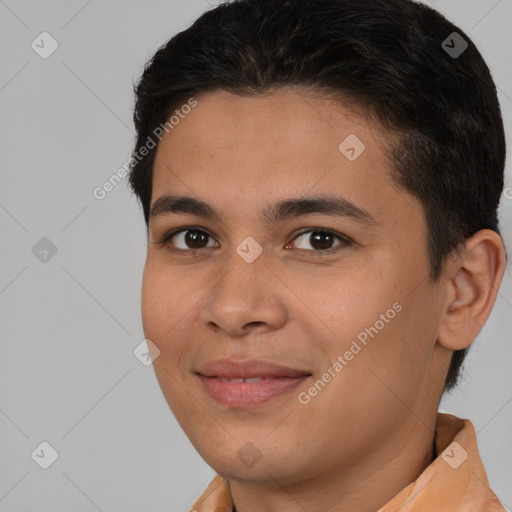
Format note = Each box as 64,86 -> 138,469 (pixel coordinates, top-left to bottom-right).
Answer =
154,225 -> 352,256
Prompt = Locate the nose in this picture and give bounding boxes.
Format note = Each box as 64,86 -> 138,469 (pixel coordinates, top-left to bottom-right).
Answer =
199,249 -> 287,337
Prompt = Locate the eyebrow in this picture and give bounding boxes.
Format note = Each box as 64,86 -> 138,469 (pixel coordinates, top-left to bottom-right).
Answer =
149,194 -> 379,227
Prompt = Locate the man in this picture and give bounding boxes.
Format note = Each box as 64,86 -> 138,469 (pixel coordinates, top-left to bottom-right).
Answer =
128,0 -> 507,509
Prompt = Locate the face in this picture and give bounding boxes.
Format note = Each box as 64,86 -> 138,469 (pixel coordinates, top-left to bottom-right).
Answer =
141,88 -> 450,486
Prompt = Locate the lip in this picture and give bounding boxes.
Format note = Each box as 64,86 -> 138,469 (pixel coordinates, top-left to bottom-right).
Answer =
196,359 -> 312,407
197,358 -> 311,379
198,375 -> 310,407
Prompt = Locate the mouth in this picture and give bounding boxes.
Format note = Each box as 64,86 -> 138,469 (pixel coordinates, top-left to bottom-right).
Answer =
196,359 -> 312,407
198,375 -> 310,407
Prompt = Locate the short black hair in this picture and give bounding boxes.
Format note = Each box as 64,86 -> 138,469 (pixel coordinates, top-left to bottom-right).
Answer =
128,0 -> 506,393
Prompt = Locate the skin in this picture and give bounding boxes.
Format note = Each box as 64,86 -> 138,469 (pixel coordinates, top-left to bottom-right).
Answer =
141,88 -> 505,511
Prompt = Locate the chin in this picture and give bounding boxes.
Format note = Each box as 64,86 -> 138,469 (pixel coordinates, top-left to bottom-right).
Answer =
197,441 -> 306,484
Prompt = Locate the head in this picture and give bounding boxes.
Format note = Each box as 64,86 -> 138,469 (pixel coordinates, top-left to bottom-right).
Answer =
128,0 -> 506,488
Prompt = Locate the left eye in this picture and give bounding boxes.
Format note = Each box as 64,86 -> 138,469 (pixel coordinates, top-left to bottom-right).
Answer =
287,229 -> 349,252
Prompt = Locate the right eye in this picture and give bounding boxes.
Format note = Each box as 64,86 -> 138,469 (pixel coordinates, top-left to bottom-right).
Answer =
156,227 -> 219,252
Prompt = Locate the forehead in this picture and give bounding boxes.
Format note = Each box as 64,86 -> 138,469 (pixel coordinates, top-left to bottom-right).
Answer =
156,88 -> 385,165
150,88 -> 424,232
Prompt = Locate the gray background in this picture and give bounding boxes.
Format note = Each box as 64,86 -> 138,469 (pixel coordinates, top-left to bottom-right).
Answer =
0,0 -> 511,510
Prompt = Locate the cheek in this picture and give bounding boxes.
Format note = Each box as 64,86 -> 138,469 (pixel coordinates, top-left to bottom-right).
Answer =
141,261 -> 184,353
141,260 -> 203,381
141,265 -> 192,411
141,264 -> 163,340
315,258 -> 437,387
359,288 -> 440,408
314,276 -> 398,354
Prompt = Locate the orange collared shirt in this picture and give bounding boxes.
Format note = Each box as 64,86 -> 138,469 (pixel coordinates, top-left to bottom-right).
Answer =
191,412 -> 505,511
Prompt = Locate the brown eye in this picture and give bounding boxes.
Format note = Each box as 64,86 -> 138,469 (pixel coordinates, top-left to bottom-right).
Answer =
289,229 -> 350,252
165,228 -> 218,250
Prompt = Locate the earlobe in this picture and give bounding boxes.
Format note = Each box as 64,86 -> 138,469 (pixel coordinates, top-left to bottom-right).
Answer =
437,229 -> 506,351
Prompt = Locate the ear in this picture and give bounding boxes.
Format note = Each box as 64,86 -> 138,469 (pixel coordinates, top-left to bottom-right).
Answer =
437,229 -> 506,351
